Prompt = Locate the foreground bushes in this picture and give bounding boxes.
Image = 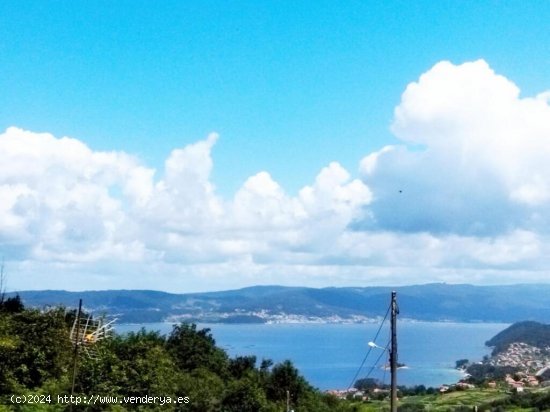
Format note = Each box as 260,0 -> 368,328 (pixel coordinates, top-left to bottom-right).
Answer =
0,305 -> 353,411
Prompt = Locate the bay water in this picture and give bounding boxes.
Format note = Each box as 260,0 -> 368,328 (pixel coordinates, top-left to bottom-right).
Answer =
115,321 -> 507,390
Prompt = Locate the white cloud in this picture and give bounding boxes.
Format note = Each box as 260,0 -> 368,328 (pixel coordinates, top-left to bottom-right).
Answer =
137,133 -> 225,245
3,60 -> 550,291
354,59 -> 550,282
0,127 -> 145,263
359,145 -> 395,176
361,59 -> 550,236
299,162 -> 372,219
232,171 -> 303,229
0,126 -> 373,289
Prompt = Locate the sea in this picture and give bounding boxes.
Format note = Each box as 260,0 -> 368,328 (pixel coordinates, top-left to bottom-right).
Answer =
115,321 -> 507,390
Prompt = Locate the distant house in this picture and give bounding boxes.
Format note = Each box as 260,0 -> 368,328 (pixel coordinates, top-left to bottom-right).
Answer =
512,385 -> 524,393
504,375 -> 516,385
352,391 -> 368,401
456,382 -> 475,390
524,376 -> 539,387
509,381 -> 524,391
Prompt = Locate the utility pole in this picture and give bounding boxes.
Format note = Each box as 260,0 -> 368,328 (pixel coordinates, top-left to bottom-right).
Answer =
70,299 -> 83,412
390,291 -> 398,412
286,390 -> 290,412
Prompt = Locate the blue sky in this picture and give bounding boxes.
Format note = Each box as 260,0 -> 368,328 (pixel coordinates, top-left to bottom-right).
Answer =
3,0 -> 549,194
1,1 -> 550,291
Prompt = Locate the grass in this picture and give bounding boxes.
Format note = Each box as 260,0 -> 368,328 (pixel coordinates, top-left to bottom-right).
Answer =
346,387 -> 550,411
411,388 -> 509,406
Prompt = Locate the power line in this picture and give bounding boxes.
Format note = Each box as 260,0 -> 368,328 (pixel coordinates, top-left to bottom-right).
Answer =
346,302 -> 391,390
361,338 -> 390,383
382,327 -> 391,385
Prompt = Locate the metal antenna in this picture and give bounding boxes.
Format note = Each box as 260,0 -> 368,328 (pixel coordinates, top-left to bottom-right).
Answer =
68,299 -> 116,408
70,299 -> 83,412
0,256 -> 5,304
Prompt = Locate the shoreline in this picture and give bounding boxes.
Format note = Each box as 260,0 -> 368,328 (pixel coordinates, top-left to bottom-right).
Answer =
117,319 -> 511,326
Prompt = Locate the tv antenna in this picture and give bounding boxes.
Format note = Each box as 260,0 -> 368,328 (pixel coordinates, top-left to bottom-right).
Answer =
69,299 -> 116,409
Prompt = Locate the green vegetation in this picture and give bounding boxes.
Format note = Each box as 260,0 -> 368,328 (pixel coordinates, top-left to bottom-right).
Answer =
455,359 -> 469,369
345,388 -> 550,411
465,364 -> 520,384
486,321 -> 550,355
0,302 -> 355,411
2,300 -> 550,411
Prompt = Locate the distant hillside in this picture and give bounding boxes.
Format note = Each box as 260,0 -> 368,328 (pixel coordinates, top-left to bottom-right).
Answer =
485,321 -> 550,354
10,283 -> 550,323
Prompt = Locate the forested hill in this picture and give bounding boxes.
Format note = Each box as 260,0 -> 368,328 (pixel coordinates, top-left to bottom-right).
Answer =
485,321 -> 550,354
11,283 -> 550,323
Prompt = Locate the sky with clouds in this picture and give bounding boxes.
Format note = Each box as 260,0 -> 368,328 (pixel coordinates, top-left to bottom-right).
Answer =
1,1 -> 550,291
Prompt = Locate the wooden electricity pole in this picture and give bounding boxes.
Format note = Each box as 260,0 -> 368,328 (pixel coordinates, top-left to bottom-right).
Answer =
390,291 -> 398,412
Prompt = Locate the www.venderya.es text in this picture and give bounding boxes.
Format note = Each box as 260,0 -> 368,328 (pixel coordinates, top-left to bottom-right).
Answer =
11,394 -> 190,406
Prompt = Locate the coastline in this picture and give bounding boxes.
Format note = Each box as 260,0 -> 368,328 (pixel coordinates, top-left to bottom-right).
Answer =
115,321 -> 505,390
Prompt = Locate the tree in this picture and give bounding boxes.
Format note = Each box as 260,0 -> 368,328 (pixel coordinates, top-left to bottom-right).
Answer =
354,377 -> 385,391
166,323 -> 228,376
1,309 -> 353,412
266,360 -> 310,405
260,359 -> 273,371
0,307 -> 71,393
229,355 -> 257,379
1,294 -> 24,313
78,329 -> 181,405
222,377 -> 267,412
176,368 -> 224,412
455,359 -> 469,369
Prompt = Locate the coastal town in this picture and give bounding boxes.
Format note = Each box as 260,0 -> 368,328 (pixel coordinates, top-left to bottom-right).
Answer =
489,342 -> 550,374
327,337 -> 550,402
471,342 -> 550,392
167,309 -> 382,324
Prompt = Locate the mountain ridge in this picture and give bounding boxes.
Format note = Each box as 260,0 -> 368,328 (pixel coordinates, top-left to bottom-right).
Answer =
9,283 -> 550,324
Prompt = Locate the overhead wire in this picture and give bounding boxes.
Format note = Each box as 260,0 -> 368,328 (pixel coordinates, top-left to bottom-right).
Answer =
361,338 -> 390,383
346,301 -> 391,390
382,326 -> 391,386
